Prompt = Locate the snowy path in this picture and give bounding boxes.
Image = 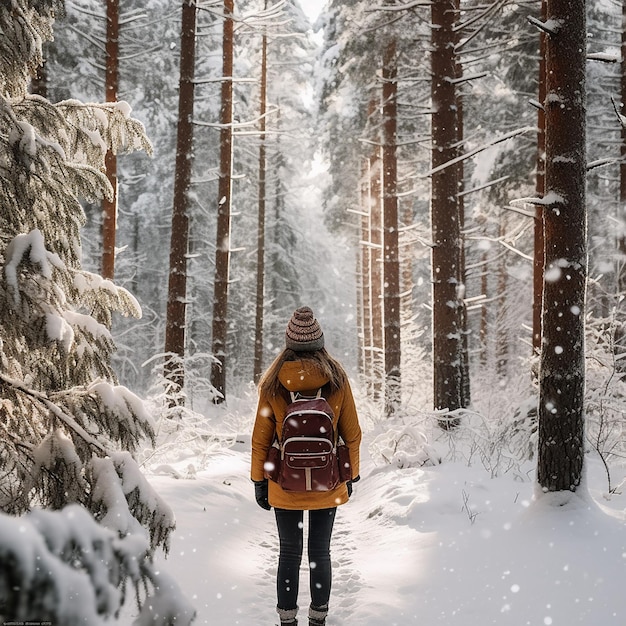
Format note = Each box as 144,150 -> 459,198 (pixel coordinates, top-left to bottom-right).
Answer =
132,434 -> 626,626
136,437 -> 428,625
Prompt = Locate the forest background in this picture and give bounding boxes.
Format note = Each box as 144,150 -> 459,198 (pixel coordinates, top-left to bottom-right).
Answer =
3,0 -> 626,623
44,0 -> 626,443
46,1 -> 622,408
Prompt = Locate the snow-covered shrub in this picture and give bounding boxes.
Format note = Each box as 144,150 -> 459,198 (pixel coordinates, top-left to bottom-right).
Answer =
429,363 -> 538,479
369,419 -> 441,468
0,1 -> 192,621
136,352 -> 235,473
0,505 -> 194,625
507,395 -> 539,462
435,407 -> 534,479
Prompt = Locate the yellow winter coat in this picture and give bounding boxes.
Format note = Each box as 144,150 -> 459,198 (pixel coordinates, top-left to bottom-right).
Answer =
250,360 -> 362,510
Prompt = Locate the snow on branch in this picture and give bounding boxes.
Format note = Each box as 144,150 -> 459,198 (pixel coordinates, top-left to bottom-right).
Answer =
611,96 -> 626,129
0,504 -> 194,625
240,0 -> 292,29
4,229 -> 64,308
526,15 -> 563,36
87,380 -> 156,445
446,72 -> 489,85
587,52 -> 619,63
0,371 -> 107,454
91,451 -> 176,552
423,126 -> 536,177
73,269 -> 142,324
510,191 -> 565,208
366,0 -> 433,11
0,372 -> 171,549
30,429 -> 90,506
588,157 -> 618,171
458,175 -> 510,198
0,1 -> 56,98
55,98 -> 152,157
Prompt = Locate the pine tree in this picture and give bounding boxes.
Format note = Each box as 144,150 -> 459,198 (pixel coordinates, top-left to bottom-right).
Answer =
0,2 -> 192,621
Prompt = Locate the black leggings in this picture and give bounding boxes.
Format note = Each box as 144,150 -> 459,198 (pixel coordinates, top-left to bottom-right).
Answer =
274,507 -> 337,611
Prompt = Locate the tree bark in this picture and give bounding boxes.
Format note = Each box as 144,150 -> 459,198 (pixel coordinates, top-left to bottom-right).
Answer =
102,0 -> 119,280
537,0 -> 587,493
164,0 -> 197,400
370,147 -> 384,401
358,158 -> 371,381
479,249 -> 488,367
496,214 -> 509,379
533,0 -> 547,358
621,0 -> 626,280
431,0 -> 463,421
210,0 -> 235,401
454,18 -> 470,409
253,15 -> 267,385
615,0 -> 626,370
382,37 -> 401,415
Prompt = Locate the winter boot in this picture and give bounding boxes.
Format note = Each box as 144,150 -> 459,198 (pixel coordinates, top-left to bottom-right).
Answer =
309,604 -> 328,626
277,606 -> 298,625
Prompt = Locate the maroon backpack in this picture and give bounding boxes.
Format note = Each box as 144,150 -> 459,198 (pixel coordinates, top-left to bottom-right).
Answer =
275,390 -> 340,492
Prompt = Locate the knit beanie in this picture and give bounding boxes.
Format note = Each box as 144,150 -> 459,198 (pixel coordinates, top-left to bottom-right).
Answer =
285,306 -> 325,352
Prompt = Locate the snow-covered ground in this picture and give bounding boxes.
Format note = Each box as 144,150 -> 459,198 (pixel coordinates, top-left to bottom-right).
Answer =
132,399 -> 626,626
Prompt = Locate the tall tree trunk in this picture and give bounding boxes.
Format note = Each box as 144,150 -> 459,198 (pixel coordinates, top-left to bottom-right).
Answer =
616,0 -> 626,369
370,147 -> 384,401
621,0 -> 626,270
253,14 -> 267,385
431,0 -> 462,423
164,0 -> 197,401
454,20 -> 470,408
102,0 -> 119,280
382,37 -> 401,416
479,249 -> 488,367
210,0 -> 235,402
358,158 -> 371,381
401,206 -> 413,317
537,0 -> 587,494
496,214 -> 509,379
533,0 -> 547,359
362,102 -> 375,392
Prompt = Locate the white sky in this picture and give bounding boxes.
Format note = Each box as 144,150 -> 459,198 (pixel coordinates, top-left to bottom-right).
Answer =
301,0 -> 326,22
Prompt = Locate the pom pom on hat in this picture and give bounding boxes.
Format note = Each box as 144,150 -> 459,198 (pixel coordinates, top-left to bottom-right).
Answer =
285,306 -> 325,352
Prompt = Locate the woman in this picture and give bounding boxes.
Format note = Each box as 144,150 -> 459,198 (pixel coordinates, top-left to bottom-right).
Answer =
251,306 -> 362,626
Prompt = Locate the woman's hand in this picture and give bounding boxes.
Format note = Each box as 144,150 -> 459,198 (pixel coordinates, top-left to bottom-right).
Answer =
347,474 -> 360,498
253,479 -> 271,510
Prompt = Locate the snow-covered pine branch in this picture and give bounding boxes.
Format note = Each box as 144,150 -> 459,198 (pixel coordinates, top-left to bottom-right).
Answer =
0,0 -> 59,98
0,504 -> 194,625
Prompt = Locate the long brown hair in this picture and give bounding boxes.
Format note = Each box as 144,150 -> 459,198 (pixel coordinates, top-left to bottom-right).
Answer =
258,348 -> 348,397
